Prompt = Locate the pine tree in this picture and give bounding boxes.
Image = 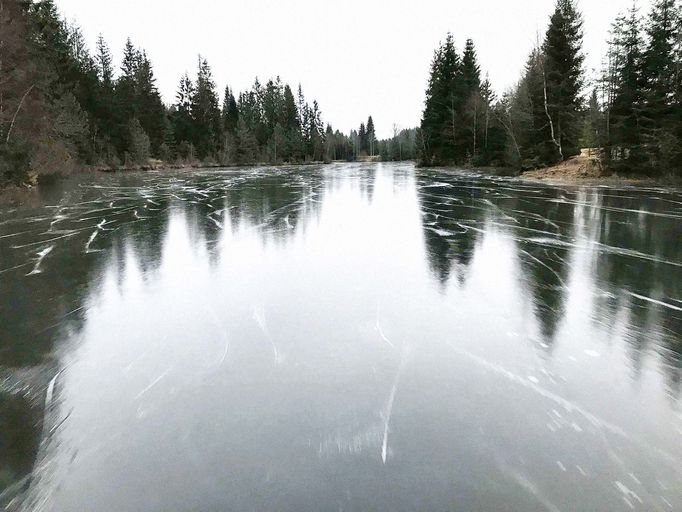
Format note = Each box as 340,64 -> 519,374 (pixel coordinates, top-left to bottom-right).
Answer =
358,123 -> 367,154
95,34 -> 113,86
281,85 -> 299,131
190,57 -> 222,159
542,0 -> 585,160
609,5 -> 647,169
461,39 -> 481,95
279,84 -> 299,160
135,51 -> 166,156
582,89 -> 604,151
112,38 -> 139,154
641,0 -> 680,170
0,0 -> 46,184
461,39 -> 482,158
366,116 -> 376,156
419,33 -> 465,164
479,74 -> 497,162
222,85 -> 239,134
171,73 -> 195,152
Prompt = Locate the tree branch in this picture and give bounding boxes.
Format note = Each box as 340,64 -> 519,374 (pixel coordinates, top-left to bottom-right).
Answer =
6,84 -> 34,145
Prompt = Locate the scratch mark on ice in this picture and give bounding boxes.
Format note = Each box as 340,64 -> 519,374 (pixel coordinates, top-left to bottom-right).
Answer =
375,320 -> 396,350
45,369 -> 65,408
499,463 -> 562,512
381,348 -> 410,464
135,368 -> 172,400
253,305 -> 281,363
27,246 -> 54,275
84,230 -> 98,253
629,293 -> 682,313
452,348 -> 681,471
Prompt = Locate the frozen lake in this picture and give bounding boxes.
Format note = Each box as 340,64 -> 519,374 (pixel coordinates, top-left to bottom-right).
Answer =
1,163 -> 681,511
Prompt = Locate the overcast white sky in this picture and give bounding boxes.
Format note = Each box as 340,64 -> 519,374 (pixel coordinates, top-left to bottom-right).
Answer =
57,0 -> 651,139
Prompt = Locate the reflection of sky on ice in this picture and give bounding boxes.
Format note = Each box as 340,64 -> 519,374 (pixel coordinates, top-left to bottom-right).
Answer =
1,163 -> 681,512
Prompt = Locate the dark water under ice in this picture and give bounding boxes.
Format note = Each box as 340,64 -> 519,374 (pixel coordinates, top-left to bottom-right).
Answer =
1,163 -> 681,511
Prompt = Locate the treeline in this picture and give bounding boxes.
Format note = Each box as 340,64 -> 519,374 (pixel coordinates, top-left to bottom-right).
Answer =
0,0 -> 351,187
419,0 -> 682,176
597,0 -> 681,173
378,128 -> 418,162
347,117 -> 417,161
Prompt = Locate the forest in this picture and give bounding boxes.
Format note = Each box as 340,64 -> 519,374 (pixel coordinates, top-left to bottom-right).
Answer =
1,0 -> 680,187
1,0 -> 402,187
418,0 -> 682,177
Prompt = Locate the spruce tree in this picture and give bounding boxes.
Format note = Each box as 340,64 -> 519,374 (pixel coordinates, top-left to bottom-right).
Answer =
641,0 -> 680,170
171,73 -> 195,153
135,51 -> 166,156
419,33 -> 464,164
191,57 -> 222,159
366,116 -> 376,156
542,0 -> 585,160
95,34 -> 113,86
358,123 -> 367,154
461,39 -> 482,158
461,39 -> 481,95
479,74 -> 497,162
609,5 -> 647,169
222,85 -> 239,134
281,85 -> 299,131
280,85 -> 299,159
113,38 -> 139,154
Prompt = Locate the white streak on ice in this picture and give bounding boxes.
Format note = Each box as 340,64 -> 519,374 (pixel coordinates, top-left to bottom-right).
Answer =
453,348 -> 681,471
84,231 -> 98,253
135,368 -> 172,400
615,481 -> 643,506
375,321 -> 396,350
27,246 -> 54,276
500,464 -> 562,512
45,369 -> 65,409
629,293 -> 682,313
381,348 -> 409,464
253,305 -> 280,363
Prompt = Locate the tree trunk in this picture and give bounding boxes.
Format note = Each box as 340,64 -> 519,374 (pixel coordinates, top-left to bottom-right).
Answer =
484,104 -> 490,150
6,84 -> 34,144
473,106 -> 478,157
495,109 -> 522,161
542,63 -> 563,160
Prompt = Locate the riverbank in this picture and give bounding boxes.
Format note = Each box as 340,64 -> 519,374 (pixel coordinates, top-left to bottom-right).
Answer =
91,159 -> 332,173
518,152 -> 681,187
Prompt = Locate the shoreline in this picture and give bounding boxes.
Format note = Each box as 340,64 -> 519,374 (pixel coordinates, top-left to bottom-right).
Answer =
3,159 -> 680,207
517,154 -> 682,188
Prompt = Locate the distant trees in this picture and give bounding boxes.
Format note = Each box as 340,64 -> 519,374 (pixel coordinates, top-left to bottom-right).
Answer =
378,127 -> 418,162
0,0 -> 351,186
366,116 -> 376,156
